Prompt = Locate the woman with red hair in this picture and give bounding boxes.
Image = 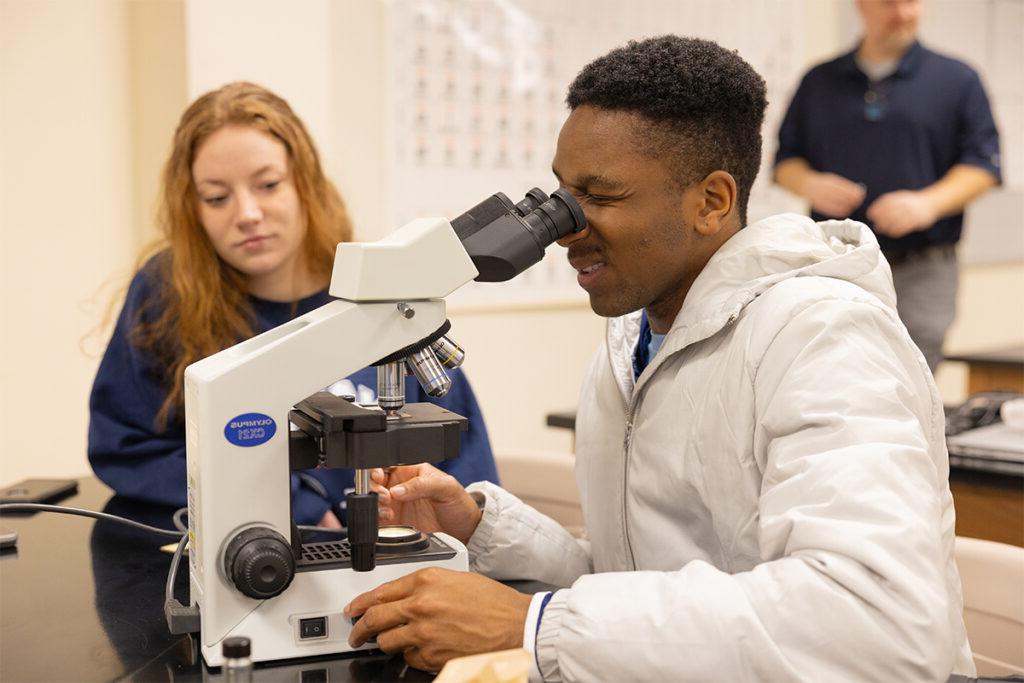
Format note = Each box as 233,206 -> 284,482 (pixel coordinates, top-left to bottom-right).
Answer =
88,82 -> 496,528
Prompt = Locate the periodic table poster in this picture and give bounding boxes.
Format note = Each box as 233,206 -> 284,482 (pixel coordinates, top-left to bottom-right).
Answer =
376,0 -> 806,305
382,0 -> 808,305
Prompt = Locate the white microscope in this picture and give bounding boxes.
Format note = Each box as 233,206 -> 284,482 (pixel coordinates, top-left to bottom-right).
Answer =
167,188 -> 585,667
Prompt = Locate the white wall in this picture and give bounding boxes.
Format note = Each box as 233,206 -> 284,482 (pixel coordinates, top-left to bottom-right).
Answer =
184,0 -> 335,159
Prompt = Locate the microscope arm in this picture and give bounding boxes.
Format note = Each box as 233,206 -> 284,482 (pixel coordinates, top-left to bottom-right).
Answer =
184,187 -> 585,656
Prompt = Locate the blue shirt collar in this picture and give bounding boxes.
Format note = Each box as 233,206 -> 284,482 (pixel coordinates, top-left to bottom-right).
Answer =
632,310 -> 667,380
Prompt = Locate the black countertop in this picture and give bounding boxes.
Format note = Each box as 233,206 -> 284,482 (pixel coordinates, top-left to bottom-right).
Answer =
2,479 -> 1014,682
0,478 -> 458,682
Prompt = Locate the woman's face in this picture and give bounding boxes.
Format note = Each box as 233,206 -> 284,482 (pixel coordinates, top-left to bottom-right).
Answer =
192,125 -> 307,294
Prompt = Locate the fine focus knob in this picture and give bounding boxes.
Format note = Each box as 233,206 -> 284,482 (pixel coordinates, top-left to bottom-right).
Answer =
223,527 -> 295,599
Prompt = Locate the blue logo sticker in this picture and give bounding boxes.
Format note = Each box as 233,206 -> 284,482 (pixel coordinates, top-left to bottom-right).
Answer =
224,412 -> 277,447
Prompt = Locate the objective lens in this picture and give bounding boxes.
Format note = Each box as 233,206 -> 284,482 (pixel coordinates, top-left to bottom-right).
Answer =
377,361 -> 405,412
429,335 -> 465,369
406,348 -> 452,397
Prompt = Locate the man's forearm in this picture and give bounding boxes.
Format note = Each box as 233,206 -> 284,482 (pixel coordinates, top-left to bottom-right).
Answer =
773,157 -> 815,197
919,164 -> 998,220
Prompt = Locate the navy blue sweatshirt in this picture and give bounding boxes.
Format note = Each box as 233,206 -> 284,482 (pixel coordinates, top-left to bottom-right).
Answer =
88,259 -> 498,525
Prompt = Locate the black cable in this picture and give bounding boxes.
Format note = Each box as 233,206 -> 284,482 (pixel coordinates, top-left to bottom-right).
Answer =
0,503 -> 183,539
1,503 -> 346,539
163,531 -> 199,634
165,531 -> 188,605
2,500 -> 357,634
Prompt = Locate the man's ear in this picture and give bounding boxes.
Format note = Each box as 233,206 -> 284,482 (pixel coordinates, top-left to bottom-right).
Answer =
694,171 -> 737,236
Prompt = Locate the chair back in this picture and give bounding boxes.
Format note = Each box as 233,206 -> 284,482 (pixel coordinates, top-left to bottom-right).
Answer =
494,450 -> 583,537
955,536 -> 1024,675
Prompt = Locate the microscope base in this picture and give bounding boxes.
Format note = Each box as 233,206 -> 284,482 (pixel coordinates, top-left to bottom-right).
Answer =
199,532 -> 468,667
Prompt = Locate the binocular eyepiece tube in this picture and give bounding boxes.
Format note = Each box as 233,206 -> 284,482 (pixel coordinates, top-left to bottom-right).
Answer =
452,187 -> 586,282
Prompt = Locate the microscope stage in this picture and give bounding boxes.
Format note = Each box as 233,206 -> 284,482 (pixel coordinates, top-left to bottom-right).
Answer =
296,533 -> 458,573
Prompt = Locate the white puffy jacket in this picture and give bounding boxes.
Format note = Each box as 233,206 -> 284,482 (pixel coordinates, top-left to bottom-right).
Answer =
466,214 -> 974,682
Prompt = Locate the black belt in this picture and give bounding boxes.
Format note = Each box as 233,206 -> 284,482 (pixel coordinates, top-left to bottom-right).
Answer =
885,243 -> 956,267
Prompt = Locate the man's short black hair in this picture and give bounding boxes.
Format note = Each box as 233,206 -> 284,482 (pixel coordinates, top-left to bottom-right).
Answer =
567,35 -> 768,224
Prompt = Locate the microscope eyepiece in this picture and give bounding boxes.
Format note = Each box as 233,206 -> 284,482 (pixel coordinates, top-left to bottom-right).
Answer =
512,187 -> 550,216
522,188 -> 587,244
452,187 -> 586,282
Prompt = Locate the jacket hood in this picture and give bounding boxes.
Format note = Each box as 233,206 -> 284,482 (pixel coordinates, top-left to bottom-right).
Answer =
608,214 -> 896,381
683,213 -> 895,325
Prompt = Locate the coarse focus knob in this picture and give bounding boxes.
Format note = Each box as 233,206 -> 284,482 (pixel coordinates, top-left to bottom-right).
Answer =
223,527 -> 295,599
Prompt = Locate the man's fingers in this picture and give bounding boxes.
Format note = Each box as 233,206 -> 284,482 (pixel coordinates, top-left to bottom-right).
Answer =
817,198 -> 852,218
845,183 -> 866,203
370,480 -> 390,498
813,175 -> 864,216
344,575 -> 416,618
348,602 -> 411,647
404,646 -> 442,673
833,185 -> 863,205
390,472 -> 453,503
374,623 -> 420,655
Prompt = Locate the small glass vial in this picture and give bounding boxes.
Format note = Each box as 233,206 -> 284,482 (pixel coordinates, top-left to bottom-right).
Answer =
222,636 -> 253,682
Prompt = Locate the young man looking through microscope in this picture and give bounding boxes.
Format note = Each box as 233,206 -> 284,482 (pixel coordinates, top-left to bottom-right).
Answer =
345,35 -> 973,682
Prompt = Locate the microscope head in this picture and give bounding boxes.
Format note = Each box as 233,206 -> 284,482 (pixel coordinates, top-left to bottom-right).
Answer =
328,187 -> 585,414
451,188 -> 586,282
328,188 -> 586,301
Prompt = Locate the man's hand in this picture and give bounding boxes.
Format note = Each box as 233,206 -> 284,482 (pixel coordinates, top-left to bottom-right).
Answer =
345,568 -> 532,672
801,171 -> 866,218
370,464 -> 482,544
867,190 -> 939,237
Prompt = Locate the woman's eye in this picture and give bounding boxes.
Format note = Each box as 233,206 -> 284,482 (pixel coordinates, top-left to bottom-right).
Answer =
262,180 -> 280,191
202,196 -> 227,206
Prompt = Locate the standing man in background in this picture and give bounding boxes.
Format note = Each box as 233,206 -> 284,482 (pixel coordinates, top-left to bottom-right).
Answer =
774,0 -> 1001,372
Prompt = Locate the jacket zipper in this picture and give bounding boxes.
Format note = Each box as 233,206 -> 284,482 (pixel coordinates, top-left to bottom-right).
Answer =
621,411 -> 636,570
608,320 -> 639,572
616,309 -> 739,573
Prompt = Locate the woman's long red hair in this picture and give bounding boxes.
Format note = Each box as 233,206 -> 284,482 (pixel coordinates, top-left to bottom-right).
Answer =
132,82 -> 352,430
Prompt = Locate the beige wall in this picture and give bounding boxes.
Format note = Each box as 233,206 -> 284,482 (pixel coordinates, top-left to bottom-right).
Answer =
1,0 -> 187,484
126,0 -> 188,248
936,263 -> 1024,403
2,0 -> 136,482
448,302 -> 606,457
0,0 -> 1021,487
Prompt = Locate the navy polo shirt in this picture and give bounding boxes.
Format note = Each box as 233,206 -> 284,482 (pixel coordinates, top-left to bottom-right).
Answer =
775,41 -> 1001,257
